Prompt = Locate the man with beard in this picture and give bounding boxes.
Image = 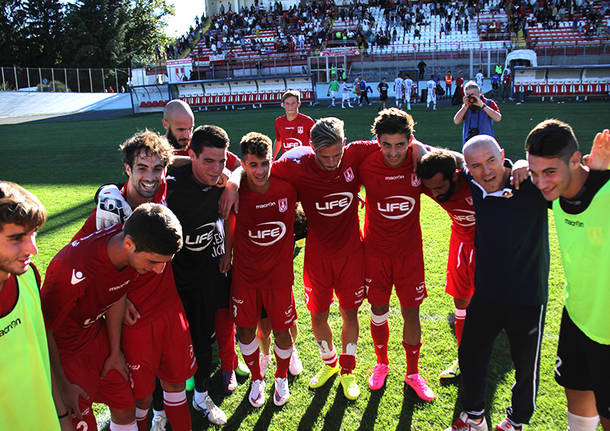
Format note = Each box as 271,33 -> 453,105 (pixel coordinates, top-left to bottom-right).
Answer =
416,150 -> 476,380
75,131 -> 197,431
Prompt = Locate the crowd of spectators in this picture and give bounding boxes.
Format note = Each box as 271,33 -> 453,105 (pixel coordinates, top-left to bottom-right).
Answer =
165,14 -> 206,60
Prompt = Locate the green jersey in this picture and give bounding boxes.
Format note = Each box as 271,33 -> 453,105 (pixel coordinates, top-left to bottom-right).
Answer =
0,265 -> 60,429
329,80 -> 339,91
553,175 -> 610,344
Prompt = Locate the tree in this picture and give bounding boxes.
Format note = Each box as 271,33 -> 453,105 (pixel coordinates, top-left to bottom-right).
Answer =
0,0 -> 27,65
61,0 -> 130,67
124,0 -> 174,65
22,0 -> 65,66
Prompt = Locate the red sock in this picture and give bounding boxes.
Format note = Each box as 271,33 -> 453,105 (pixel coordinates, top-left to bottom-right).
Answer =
135,407 -> 148,431
370,317 -> 390,365
239,339 -> 263,381
403,341 -> 421,376
215,308 -> 237,372
339,353 -> 356,375
455,308 -> 466,346
273,343 -> 292,378
163,391 -> 192,431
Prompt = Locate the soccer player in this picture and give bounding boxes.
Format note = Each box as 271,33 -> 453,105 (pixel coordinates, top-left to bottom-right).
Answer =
221,117 -> 380,400
77,131 -> 196,431
165,125 -> 235,425
42,203 -> 183,431
328,78 -> 339,107
228,132 -> 297,407
394,73 -> 404,108
341,79 -> 353,108
162,99 -> 195,156
377,77 -> 389,110
273,90 -> 316,160
446,135 -> 550,431
426,76 -> 437,111
0,182 -> 65,430
416,150 -> 476,379
403,74 -> 414,111
526,122 -> 610,431
358,108 -> 434,401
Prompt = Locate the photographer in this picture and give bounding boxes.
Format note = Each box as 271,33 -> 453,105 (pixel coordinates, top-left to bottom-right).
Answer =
453,81 -> 501,145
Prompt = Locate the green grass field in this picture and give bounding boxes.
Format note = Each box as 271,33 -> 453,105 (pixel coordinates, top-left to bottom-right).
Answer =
1,101 -> 608,430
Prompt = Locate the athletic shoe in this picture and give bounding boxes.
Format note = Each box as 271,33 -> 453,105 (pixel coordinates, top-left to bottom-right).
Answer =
150,415 -> 167,431
192,392 -> 227,425
273,377 -> 290,406
446,412 -> 489,431
440,358 -> 460,379
309,363 -> 340,389
260,353 -> 273,376
235,360 -> 250,377
496,418 -> 523,430
405,373 -> 435,402
249,379 -> 266,408
368,363 -> 389,390
340,373 -> 361,400
222,370 -> 237,394
289,348 -> 304,376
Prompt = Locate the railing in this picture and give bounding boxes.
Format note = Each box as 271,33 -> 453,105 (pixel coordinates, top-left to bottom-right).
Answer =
0,66 -> 130,93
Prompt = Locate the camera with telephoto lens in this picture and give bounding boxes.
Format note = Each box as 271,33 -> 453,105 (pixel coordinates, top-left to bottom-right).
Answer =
468,95 -> 478,104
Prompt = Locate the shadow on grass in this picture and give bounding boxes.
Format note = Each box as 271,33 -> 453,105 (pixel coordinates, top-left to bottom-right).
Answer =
356,385 -> 386,431
396,382 -> 432,431
320,384 -> 351,431
297,374 -> 337,431
449,330 -> 514,426
38,200 -> 94,239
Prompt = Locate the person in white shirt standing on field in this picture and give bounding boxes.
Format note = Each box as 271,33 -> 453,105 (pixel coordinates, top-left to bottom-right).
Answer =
426,76 -> 437,111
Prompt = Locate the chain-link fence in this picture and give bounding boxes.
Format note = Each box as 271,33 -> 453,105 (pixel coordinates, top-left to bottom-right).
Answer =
1,67 -> 131,93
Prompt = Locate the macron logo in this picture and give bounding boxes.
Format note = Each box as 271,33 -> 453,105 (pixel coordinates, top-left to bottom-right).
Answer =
71,269 -> 86,285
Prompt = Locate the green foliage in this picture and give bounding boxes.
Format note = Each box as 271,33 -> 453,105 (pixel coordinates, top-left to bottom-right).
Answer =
22,0 -> 64,66
124,0 -> 174,65
2,102 -> 605,430
0,0 -> 27,65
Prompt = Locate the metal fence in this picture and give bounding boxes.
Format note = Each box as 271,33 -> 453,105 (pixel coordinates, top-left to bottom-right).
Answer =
1,67 -> 131,93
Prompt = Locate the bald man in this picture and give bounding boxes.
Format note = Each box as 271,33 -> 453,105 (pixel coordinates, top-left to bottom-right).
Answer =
446,135 -> 550,431
163,100 -> 195,155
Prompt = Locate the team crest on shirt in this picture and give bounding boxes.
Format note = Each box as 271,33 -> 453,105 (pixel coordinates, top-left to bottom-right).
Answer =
278,198 -> 288,212
297,126 -> 304,134
411,173 -> 421,187
465,196 -> 473,206
344,167 -> 355,182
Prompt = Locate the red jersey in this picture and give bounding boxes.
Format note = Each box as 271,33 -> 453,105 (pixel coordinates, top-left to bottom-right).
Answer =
233,178 -> 297,289
272,140 -> 378,256
274,113 -> 316,153
358,145 -> 423,254
41,225 -> 139,353
423,172 -> 475,243
71,182 -> 180,327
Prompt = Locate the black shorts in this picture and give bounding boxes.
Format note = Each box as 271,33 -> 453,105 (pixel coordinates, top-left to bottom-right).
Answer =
555,307 -> 610,419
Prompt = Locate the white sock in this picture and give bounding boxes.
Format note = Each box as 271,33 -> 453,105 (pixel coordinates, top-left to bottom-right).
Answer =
567,411 -> 599,431
135,407 -> 148,422
194,389 -> 208,405
109,421 -> 137,431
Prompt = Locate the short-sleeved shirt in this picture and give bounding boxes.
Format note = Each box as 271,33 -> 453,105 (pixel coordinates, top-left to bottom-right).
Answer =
274,113 -> 315,154
378,82 -> 389,99
272,141 -> 378,257
394,77 -> 404,95
358,145 -> 423,255
73,182 -> 181,325
233,178 -> 296,289
426,80 -> 436,94
424,172 -> 475,243
41,225 -> 138,353
466,166 -> 549,306
166,165 -> 225,292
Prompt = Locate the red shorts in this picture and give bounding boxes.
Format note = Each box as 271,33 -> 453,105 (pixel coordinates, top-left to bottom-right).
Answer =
303,244 -> 365,313
231,282 -> 297,331
365,246 -> 426,308
445,233 -> 475,300
122,303 -> 197,399
59,325 -> 134,411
